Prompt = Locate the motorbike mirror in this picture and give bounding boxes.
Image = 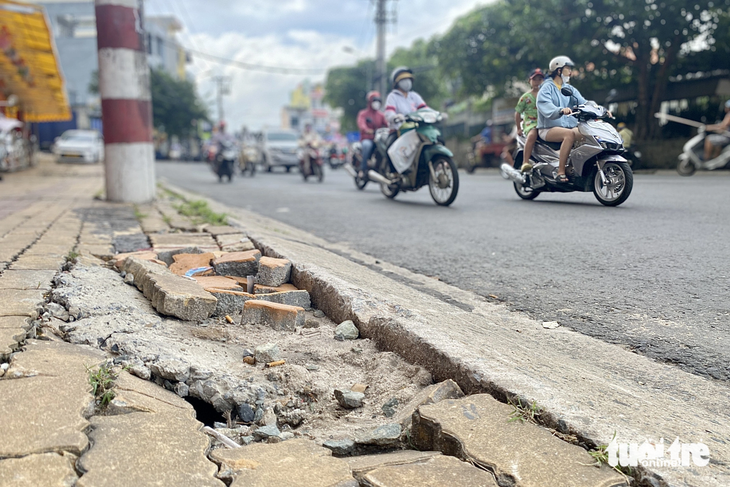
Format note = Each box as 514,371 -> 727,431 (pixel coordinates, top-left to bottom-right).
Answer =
560,86 -> 574,97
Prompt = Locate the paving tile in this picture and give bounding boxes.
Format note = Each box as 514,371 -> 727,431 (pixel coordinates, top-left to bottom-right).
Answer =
0,452 -> 78,487
76,372 -> 223,487
0,340 -> 103,457
0,269 -> 57,290
361,454 -> 498,487
0,289 -> 46,317
211,439 -> 356,487
413,395 -> 627,487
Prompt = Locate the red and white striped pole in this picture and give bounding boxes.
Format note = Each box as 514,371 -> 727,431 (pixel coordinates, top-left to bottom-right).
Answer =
95,0 -> 155,203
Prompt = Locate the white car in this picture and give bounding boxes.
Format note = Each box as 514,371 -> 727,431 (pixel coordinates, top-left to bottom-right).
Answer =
53,130 -> 104,164
261,129 -> 299,172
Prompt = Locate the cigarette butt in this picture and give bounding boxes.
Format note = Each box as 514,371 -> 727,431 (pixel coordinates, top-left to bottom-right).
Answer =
243,356 -> 255,365
225,315 -> 234,324
488,294 -> 498,299
266,360 -> 286,368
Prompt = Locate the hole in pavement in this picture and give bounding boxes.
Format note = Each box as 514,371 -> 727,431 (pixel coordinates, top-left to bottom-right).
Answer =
185,397 -> 226,427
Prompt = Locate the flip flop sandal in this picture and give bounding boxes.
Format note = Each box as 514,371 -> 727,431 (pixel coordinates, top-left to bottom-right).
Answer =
556,174 -> 569,183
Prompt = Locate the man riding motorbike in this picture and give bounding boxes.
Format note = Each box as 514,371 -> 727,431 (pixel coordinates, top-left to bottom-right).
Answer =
356,91 -> 387,179
704,99 -> 730,161
384,66 -> 429,130
299,123 -> 321,175
536,56 -> 587,183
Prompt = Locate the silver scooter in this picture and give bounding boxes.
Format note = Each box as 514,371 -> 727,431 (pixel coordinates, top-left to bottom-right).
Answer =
655,113 -> 730,176
501,87 -> 633,207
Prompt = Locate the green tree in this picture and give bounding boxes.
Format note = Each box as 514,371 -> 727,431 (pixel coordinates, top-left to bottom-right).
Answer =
433,0 -> 730,139
324,59 -> 375,133
150,69 -> 208,138
388,39 -> 447,108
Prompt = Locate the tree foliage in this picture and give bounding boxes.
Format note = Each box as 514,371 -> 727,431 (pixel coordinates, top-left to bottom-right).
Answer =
325,0 -> 729,140
324,59 -> 375,133
150,69 -> 208,138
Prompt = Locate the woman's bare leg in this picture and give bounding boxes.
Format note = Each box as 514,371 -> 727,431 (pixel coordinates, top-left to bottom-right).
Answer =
544,127 -> 576,176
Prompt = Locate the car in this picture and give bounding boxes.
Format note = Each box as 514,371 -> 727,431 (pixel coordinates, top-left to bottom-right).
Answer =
53,130 -> 104,164
260,129 -> 299,172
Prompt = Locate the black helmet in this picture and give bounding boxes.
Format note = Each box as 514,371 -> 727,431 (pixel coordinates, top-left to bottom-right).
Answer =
390,66 -> 413,88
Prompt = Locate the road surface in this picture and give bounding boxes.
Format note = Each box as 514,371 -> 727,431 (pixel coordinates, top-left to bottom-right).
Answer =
157,161 -> 730,382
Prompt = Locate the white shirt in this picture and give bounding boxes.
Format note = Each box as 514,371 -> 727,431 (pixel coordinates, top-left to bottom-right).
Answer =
384,90 -> 427,127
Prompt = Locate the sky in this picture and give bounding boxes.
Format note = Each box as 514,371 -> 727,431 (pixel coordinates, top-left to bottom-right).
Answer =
144,0 -> 489,130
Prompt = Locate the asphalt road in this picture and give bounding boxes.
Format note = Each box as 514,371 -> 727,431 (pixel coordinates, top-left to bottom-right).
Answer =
157,161 -> 730,382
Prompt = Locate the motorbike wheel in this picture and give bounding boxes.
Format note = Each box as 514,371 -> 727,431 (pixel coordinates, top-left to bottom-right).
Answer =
428,155 -> 459,206
355,173 -> 368,190
593,162 -> 633,207
677,158 -> 696,177
380,178 -> 400,199
513,181 -> 540,200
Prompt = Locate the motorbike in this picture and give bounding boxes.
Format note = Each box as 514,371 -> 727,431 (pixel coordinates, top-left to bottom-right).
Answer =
299,143 -> 324,183
344,141 -> 369,190
327,145 -> 346,169
239,145 -> 257,177
364,108 -> 459,206
501,87 -> 633,207
211,140 -> 237,182
655,113 -> 730,176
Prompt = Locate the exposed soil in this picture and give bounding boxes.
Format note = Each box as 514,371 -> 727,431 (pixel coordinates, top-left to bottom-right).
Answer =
47,264 -> 432,446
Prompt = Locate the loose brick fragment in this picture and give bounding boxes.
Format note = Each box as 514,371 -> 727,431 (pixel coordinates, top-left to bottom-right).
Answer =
240,300 -> 304,331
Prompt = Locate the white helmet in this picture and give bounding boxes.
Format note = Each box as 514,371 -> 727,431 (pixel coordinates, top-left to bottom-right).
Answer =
549,56 -> 574,75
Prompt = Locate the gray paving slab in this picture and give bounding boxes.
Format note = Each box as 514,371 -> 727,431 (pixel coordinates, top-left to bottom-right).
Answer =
0,452 -> 78,487
361,454 -> 498,487
413,394 -> 627,487
0,269 -> 57,290
0,289 -> 46,317
77,372 -> 223,487
211,439 -> 356,487
0,341 -> 103,457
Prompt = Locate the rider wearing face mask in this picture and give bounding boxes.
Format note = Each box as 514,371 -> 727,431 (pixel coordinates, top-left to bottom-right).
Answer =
384,67 -> 428,128
357,91 -> 387,178
536,56 -> 587,183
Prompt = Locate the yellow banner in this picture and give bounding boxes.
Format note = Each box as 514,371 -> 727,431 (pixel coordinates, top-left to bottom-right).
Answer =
0,0 -> 71,122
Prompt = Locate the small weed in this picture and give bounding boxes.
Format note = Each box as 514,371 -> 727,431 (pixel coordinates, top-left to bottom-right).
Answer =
133,205 -> 148,220
65,251 -> 79,264
162,214 -> 172,225
93,189 -> 105,200
584,432 -> 632,479
508,398 -> 542,424
174,199 -> 228,226
86,362 -> 118,410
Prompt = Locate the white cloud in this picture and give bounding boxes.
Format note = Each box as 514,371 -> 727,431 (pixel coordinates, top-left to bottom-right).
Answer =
150,0 -> 492,130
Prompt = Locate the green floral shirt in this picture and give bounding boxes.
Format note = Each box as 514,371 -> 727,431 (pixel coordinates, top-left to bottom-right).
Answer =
515,92 -> 538,134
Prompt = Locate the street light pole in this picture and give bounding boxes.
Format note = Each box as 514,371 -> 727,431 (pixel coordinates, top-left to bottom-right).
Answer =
95,0 -> 155,203
212,75 -> 231,124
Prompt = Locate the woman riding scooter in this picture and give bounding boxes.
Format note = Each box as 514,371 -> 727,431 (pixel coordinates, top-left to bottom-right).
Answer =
536,56 -> 587,183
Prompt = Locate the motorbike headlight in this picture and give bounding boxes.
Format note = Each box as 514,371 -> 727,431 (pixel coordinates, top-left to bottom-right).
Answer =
421,113 -> 438,124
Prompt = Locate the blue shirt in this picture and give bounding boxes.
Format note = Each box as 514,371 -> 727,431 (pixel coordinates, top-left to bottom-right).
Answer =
537,78 -> 586,130
480,126 -> 492,143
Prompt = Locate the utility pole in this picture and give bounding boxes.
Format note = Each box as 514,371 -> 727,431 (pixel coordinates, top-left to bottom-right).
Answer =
95,0 -> 155,203
212,75 -> 231,124
375,0 -> 387,98
375,0 -> 397,97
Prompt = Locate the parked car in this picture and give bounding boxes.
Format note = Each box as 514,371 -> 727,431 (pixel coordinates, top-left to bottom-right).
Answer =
53,130 -> 104,164
260,129 -> 299,172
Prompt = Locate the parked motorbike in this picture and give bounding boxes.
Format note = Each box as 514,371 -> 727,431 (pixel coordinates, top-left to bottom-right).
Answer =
501,87 -> 633,207
366,108 -> 459,206
212,141 -> 237,182
299,143 -> 324,182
